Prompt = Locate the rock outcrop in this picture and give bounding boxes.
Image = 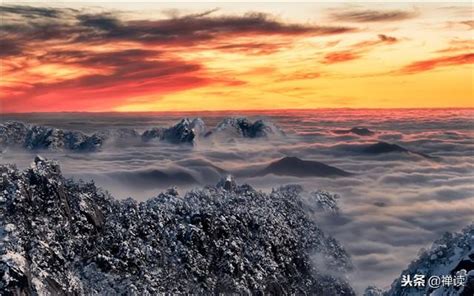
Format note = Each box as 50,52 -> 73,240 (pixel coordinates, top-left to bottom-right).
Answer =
205,117 -> 280,138
0,121 -> 105,152
141,118 -> 205,144
385,225 -> 473,296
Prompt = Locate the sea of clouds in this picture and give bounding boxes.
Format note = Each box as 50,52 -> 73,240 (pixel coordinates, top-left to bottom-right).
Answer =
1,109 -> 473,293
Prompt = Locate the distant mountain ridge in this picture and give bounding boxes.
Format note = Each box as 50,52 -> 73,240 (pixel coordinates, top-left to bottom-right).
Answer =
0,117 -> 281,152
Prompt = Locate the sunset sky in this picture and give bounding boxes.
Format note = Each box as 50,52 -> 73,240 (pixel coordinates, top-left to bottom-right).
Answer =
1,1 -> 473,112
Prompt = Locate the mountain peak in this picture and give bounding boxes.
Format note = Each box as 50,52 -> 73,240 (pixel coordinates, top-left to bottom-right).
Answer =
256,156 -> 352,177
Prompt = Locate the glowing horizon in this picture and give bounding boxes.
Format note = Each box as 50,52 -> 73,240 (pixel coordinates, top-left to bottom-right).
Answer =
1,2 -> 473,113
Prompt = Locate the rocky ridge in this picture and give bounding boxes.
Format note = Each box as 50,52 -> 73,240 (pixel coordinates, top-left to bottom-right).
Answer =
0,157 -> 354,295
0,117 -> 279,152
205,117 -> 280,139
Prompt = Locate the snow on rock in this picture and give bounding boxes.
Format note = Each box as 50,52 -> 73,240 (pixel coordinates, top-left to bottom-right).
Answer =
140,128 -> 161,142
216,175 -> 237,191
141,118 -> 205,144
206,117 -> 282,139
364,285 -> 385,296
63,130 -> 105,151
24,125 -> 66,150
188,118 -> 206,135
0,156 -> 354,295
384,225 -> 473,296
310,190 -> 341,214
0,121 -> 104,152
0,121 -> 29,147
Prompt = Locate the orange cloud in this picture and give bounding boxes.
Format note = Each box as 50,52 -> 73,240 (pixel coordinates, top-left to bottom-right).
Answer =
459,20 -> 474,29
323,34 -> 399,64
435,39 -> 474,54
0,4 -> 472,111
400,53 -> 474,74
0,49 -> 214,112
323,51 -> 361,64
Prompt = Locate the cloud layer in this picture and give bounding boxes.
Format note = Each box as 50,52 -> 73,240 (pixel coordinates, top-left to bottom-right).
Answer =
1,109 -> 473,294
0,5 -> 359,112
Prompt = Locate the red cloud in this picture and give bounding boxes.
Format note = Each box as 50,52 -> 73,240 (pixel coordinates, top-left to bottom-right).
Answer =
400,53 -> 474,74
323,51 -> 360,64
0,52 -> 213,112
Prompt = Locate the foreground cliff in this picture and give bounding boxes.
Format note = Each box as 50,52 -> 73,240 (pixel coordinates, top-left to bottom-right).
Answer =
362,225 -> 474,296
0,157 -> 354,295
384,225 -> 473,296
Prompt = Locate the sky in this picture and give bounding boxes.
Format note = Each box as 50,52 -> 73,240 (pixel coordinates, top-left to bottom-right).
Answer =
0,1 -> 473,112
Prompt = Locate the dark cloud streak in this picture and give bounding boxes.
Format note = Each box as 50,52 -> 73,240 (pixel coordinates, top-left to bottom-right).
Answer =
377,34 -> 397,43
1,5 -> 356,52
330,8 -> 418,22
459,20 -> 474,29
0,5 -> 69,18
72,12 -> 355,46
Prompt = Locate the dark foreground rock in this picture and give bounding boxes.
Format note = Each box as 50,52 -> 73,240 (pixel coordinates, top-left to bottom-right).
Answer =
0,157 -> 354,295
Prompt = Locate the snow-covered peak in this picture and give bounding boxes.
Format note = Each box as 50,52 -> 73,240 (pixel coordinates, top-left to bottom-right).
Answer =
207,117 -> 281,139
